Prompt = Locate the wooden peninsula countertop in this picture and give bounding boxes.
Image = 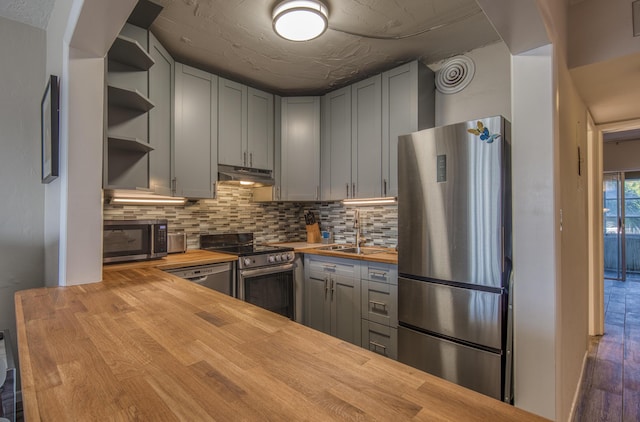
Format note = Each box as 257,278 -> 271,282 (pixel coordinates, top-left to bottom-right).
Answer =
16,266 -> 545,421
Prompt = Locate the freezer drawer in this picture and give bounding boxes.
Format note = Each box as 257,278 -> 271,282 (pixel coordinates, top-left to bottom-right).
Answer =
398,277 -> 503,350
398,325 -> 502,400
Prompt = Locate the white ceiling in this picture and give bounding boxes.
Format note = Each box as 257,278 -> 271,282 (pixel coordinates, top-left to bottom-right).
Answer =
3,0 -> 637,128
149,0 -> 501,95
0,0 -> 54,29
571,52 -> 640,127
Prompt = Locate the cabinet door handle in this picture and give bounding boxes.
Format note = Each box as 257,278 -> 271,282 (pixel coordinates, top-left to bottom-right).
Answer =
346,183 -> 349,198
244,151 -> 248,166
249,152 -> 253,167
369,341 -> 387,353
383,179 -> 387,196
330,278 -> 335,301
276,186 -> 281,200
212,182 -> 218,199
171,177 -> 177,194
316,185 -> 319,200
352,183 -> 356,197
324,276 -> 329,299
369,300 -> 387,309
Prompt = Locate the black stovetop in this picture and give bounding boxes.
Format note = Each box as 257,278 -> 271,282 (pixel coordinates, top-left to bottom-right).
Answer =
200,233 -> 293,257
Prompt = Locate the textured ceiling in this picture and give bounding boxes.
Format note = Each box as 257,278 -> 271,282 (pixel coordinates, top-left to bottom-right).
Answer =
150,0 -> 501,95
0,0 -> 55,29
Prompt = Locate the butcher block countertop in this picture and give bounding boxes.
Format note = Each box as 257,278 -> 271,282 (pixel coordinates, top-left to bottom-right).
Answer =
16,268 -> 546,421
275,242 -> 399,264
103,249 -> 237,271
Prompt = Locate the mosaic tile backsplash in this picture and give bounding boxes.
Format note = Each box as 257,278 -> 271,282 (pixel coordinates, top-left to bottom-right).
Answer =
103,185 -> 398,250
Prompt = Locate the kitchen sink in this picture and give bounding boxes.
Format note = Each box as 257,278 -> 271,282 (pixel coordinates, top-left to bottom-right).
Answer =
318,244 -> 355,251
317,245 -> 386,255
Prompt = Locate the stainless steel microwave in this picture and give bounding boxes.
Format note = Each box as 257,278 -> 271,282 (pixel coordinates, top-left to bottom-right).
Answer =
103,220 -> 168,263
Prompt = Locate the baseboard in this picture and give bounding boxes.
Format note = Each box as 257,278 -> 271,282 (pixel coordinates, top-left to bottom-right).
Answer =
568,349 -> 589,422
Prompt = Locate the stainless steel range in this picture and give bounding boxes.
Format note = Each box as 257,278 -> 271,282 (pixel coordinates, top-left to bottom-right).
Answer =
200,233 -> 295,319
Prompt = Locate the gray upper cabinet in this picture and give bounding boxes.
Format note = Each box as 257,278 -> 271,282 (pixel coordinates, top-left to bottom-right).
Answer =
321,86 -> 352,201
174,63 -> 218,198
381,61 -> 435,197
148,32 -> 173,196
247,87 -> 274,170
218,77 -> 247,167
219,79 -> 274,170
280,97 -> 320,201
351,74 -> 382,198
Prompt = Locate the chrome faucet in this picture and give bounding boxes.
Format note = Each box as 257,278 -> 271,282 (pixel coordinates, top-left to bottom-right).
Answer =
354,209 -> 362,253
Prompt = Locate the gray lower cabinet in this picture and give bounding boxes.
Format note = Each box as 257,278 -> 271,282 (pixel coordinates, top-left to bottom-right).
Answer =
304,255 -> 361,346
361,261 -> 398,359
362,320 -> 397,359
174,63 -> 218,198
148,32 -> 173,196
280,97 -> 320,201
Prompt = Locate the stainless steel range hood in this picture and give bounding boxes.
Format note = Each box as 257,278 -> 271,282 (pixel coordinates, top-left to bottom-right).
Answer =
217,164 -> 275,187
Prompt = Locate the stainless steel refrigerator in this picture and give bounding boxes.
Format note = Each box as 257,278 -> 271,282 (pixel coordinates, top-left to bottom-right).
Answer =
397,115 -> 512,402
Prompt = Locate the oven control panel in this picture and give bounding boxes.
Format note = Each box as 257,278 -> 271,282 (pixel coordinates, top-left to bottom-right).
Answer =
239,251 -> 295,269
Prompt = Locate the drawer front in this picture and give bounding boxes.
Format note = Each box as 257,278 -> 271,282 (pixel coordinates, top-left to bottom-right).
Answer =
361,262 -> 397,284
362,320 -> 397,360
306,255 -> 359,278
361,279 -> 397,327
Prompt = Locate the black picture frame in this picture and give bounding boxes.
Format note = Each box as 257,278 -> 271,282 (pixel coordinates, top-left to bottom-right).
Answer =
41,74 -> 59,183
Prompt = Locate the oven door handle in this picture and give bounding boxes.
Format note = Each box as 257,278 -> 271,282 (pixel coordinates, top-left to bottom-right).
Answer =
240,263 -> 294,278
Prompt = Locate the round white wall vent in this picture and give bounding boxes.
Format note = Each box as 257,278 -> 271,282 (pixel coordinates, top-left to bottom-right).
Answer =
435,55 -> 475,94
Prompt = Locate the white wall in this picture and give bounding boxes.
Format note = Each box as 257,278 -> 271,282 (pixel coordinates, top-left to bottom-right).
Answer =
511,44 -> 557,420
44,0 -> 136,286
569,0 -> 640,68
603,140 -> 640,171
428,42 -> 511,127
44,0 -> 74,287
0,15 -> 46,374
557,49 -> 590,422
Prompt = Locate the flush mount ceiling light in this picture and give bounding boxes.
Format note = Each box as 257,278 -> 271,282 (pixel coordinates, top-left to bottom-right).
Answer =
272,0 -> 328,42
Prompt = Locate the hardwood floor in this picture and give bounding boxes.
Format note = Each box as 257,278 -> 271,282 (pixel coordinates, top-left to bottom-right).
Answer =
573,276 -> 640,421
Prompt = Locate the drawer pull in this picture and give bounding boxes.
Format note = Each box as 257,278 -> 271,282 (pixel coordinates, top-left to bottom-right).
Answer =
323,264 -> 337,270
370,271 -> 387,278
369,341 -> 387,352
369,300 -> 387,309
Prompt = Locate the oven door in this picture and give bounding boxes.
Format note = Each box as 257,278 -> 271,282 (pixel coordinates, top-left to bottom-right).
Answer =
238,263 -> 294,319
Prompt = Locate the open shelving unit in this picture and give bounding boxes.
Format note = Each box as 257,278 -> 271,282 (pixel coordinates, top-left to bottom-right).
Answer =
108,35 -> 155,70
107,85 -> 155,112
107,135 -> 155,153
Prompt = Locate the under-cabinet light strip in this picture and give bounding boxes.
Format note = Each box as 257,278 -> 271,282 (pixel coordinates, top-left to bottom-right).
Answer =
342,197 -> 397,205
111,197 -> 187,205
